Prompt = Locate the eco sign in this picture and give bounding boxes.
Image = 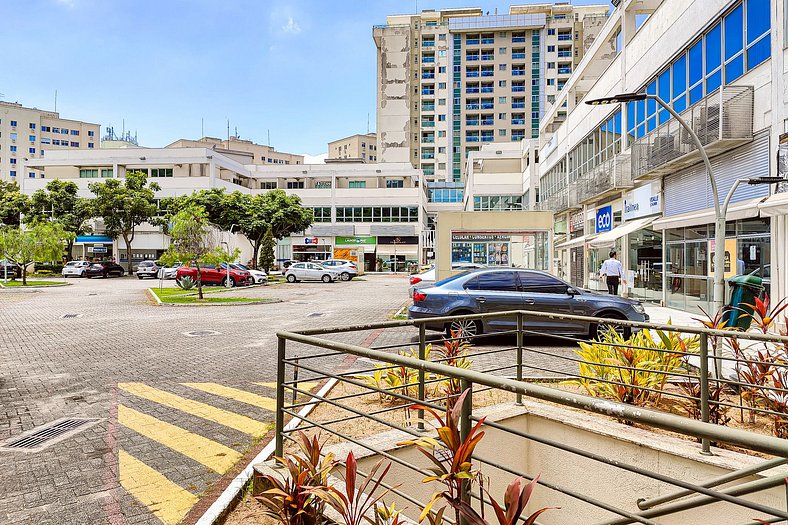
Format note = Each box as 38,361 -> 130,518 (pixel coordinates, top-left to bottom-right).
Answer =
596,205 -> 612,233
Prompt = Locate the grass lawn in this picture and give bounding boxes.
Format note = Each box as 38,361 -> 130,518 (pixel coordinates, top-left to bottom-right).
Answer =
1,280 -> 66,287
149,286 -> 274,305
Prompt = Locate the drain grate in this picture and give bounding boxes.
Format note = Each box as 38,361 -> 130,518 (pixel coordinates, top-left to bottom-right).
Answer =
61,313 -> 82,319
183,329 -> 222,337
2,418 -> 101,451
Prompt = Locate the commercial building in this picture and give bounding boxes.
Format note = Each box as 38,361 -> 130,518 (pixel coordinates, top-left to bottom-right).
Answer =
373,3 -> 609,184
536,0 -> 786,313
22,148 -> 425,271
0,101 -> 100,181
166,136 -> 304,166
327,133 -> 378,163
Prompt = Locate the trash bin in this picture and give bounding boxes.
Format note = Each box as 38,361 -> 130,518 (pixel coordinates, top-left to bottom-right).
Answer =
722,274 -> 764,330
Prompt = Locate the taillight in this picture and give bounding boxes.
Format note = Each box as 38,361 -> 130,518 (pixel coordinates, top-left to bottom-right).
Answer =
410,276 -> 422,285
413,291 -> 427,302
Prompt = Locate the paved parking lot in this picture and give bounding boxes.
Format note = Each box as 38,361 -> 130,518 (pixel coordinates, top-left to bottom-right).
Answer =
0,275 -> 578,525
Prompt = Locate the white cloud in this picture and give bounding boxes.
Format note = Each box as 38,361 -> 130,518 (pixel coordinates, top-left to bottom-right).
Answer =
282,16 -> 302,34
300,153 -> 327,164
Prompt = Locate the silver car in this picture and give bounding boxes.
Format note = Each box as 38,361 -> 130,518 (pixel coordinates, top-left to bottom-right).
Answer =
285,262 -> 340,283
62,260 -> 91,278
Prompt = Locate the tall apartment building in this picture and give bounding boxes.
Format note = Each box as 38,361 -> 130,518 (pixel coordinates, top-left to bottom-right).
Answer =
0,101 -> 100,181
166,136 -> 303,165
327,133 -> 378,163
373,3 -> 609,184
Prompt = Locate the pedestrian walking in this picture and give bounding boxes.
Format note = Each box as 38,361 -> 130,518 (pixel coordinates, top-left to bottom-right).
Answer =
600,250 -> 626,295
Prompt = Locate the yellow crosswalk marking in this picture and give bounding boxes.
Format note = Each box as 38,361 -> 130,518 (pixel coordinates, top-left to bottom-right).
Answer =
119,449 -> 198,525
255,381 -> 319,391
181,383 -> 276,411
118,383 -> 270,436
118,405 -> 242,474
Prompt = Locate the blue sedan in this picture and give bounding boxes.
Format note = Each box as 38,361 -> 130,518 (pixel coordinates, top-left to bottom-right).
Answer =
408,267 -> 648,338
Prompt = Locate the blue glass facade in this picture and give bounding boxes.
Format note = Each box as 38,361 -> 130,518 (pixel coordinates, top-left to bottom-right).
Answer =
627,0 -> 770,140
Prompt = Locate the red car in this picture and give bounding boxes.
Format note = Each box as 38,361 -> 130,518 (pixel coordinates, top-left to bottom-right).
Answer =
175,264 -> 252,287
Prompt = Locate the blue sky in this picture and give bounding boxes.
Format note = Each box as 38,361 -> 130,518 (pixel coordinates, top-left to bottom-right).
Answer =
2,0 -> 611,155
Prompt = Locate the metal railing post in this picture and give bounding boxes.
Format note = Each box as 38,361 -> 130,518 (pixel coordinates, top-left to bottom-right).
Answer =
699,333 -> 712,455
292,357 -> 300,406
418,323 -> 426,432
516,312 -> 523,405
275,336 -> 286,457
460,378 -> 473,525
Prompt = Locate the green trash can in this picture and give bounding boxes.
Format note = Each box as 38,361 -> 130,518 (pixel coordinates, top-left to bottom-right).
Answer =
722,274 -> 764,330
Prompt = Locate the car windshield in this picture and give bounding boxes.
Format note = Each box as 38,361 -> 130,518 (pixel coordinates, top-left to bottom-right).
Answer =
433,271 -> 471,287
139,261 -> 154,266
234,264 -> 251,271
65,262 -> 80,267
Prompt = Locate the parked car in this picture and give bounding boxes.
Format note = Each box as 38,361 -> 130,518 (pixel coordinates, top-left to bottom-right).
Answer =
0,259 -> 22,279
136,260 -> 160,279
85,262 -> 126,278
158,262 -> 183,279
61,260 -> 91,278
408,263 -> 486,297
408,267 -> 648,338
229,263 -> 267,284
321,259 -> 358,281
175,264 -> 253,287
284,262 -> 340,283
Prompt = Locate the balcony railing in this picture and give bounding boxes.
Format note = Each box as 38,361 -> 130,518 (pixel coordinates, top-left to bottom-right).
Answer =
466,38 -> 480,45
537,190 -> 568,211
481,86 -> 494,93
422,104 -> 435,111
481,38 -> 494,44
466,104 -> 480,110
558,33 -> 572,41
421,72 -> 435,79
421,89 -> 435,95
421,153 -> 435,159
558,51 -> 572,57
512,85 -> 525,92
481,135 -> 494,142
481,54 -> 494,61
466,71 -> 480,77
512,53 -> 526,59
422,56 -> 435,63
512,70 -> 526,76
512,102 -> 525,108
575,153 -> 634,204
480,102 -> 494,109
558,67 -> 572,75
421,137 -> 435,143
466,119 -> 479,126
466,136 -> 480,142
466,55 -> 480,61
480,119 -> 494,126
511,118 -> 526,125
481,70 -> 494,77
466,87 -> 480,93
422,40 -> 435,47
512,36 -> 526,42
421,121 -> 435,127
631,86 -> 754,180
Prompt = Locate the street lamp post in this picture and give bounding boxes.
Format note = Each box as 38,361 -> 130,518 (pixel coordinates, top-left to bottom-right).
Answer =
0,222 -> 7,283
587,93 -> 726,311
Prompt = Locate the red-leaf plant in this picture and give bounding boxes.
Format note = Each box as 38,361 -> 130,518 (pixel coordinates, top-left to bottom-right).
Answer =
398,389 -> 486,524
445,475 -> 557,525
255,431 -> 335,525
310,451 -> 395,525
744,295 -> 788,336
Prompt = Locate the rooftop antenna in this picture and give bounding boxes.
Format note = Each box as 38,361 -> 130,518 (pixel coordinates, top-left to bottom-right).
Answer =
201,117 -> 204,138
367,112 -> 370,134
122,119 -> 125,138
234,126 -> 238,139
227,118 -> 230,143
268,129 -> 271,146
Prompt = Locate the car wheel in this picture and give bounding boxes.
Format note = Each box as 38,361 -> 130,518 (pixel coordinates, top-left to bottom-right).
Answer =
286,274 -> 297,283
446,317 -> 482,340
223,277 -> 236,288
340,272 -> 351,281
591,313 -> 631,340
322,274 -> 332,283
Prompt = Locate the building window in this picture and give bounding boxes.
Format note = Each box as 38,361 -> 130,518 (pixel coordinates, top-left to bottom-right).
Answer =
547,62 -> 555,69
70,141 -> 79,147
438,82 -> 446,89
349,181 -> 367,188
88,130 -> 95,137
10,121 -> 17,127
386,179 -> 404,188
310,207 -> 332,222
29,123 -> 36,130
29,135 -> 36,142
335,206 -> 418,223
499,129 -> 507,136
499,96 -> 507,103
150,168 -> 173,177
438,66 -> 446,73
10,146 -> 16,152
79,169 -> 99,178
547,78 -> 556,86
88,143 -> 94,148
286,181 -> 305,189
28,148 -> 35,154
101,168 -> 113,178
438,50 -> 447,57
61,129 -> 69,134
547,29 -> 556,36
438,114 -> 446,121
9,158 -> 16,164
547,45 -> 555,52
499,63 -> 507,71
9,171 -> 16,177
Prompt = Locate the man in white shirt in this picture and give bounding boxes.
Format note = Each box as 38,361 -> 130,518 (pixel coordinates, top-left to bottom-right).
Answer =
600,250 -> 626,295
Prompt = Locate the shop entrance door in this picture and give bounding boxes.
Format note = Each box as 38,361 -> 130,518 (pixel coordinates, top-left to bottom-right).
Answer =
570,247 -> 584,288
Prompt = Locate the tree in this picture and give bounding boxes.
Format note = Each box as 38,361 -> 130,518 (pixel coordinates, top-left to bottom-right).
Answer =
0,222 -> 73,285
159,205 -> 239,300
89,170 -> 161,274
0,180 -> 29,227
258,226 -> 275,272
27,180 -> 94,260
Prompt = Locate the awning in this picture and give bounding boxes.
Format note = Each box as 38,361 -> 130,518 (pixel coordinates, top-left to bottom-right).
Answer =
651,197 -> 765,231
758,191 -> 788,217
75,235 -> 113,244
555,233 -> 597,250
589,216 -> 658,248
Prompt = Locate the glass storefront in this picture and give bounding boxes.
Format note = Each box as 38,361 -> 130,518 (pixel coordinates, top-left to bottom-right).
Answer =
628,227 -> 663,302
451,231 -> 549,270
665,218 -> 770,313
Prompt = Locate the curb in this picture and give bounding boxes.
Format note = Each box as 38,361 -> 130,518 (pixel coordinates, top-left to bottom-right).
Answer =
194,378 -> 338,525
0,282 -> 71,291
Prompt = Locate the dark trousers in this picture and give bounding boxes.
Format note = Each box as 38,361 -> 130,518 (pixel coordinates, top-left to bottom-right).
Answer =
606,275 -> 620,295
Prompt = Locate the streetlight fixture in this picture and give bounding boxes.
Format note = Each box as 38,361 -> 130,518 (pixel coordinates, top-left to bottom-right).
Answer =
586,92 -> 728,312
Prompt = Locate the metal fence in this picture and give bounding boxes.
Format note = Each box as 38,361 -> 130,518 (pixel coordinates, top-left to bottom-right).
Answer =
273,310 -> 788,524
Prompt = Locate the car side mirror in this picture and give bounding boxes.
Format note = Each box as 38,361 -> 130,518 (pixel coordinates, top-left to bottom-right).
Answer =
567,287 -> 579,296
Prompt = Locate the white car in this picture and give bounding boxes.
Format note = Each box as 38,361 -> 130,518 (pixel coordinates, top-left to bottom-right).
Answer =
321,259 -> 359,281
285,262 -> 340,283
157,262 -> 183,279
230,263 -> 267,284
408,263 -> 486,297
62,260 -> 91,278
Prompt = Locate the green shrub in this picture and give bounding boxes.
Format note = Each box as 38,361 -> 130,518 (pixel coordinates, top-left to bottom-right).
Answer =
176,276 -> 196,290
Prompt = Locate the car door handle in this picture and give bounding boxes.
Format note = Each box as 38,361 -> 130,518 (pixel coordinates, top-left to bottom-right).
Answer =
476,296 -> 486,303
523,298 -> 535,305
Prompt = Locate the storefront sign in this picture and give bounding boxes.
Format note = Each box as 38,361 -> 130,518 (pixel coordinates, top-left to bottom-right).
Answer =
569,211 -> 584,233
708,238 -> 737,279
452,233 -> 511,242
596,206 -> 612,233
303,237 -> 320,244
335,236 -> 377,245
92,245 -> 107,254
623,184 -> 661,220
378,236 -> 419,244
